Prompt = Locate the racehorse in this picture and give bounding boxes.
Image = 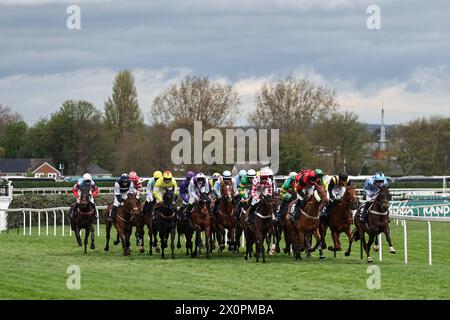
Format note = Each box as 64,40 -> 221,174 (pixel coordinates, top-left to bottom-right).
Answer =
319,184 -> 359,257
353,186 -> 396,263
176,205 -> 194,256
153,188 -> 177,259
140,201 -> 160,255
70,186 -> 96,254
246,194 -> 275,263
103,193 -> 141,256
191,192 -> 213,259
214,182 -> 238,253
284,184 -> 328,260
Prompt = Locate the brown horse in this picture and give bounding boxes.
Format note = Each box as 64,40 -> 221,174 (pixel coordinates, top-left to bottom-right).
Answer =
140,200 -> 161,255
246,194 -> 275,263
176,205 -> 194,256
70,186 -> 95,254
191,192 -> 213,259
214,182 -> 238,253
353,186 -> 396,263
103,193 -> 141,256
284,184 -> 328,260
320,184 -> 359,258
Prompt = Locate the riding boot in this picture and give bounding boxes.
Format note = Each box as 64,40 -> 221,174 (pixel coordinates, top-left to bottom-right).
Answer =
276,200 -> 288,221
108,206 -> 118,223
234,201 -> 243,220
69,203 -> 78,220
185,203 -> 194,219
213,199 -> 220,216
360,201 -> 372,222
291,198 -> 306,222
245,204 -> 257,225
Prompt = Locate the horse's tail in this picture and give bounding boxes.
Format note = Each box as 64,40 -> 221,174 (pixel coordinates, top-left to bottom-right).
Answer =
352,227 -> 360,242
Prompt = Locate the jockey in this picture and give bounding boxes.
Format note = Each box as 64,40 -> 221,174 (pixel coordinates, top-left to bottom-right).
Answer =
321,171 -> 350,218
180,171 -> 195,207
153,170 -> 179,205
212,170 -> 233,215
70,173 -> 99,220
265,168 -> 278,195
361,172 -> 389,222
315,169 -> 326,187
108,173 -> 132,223
209,172 -> 221,198
233,170 -> 247,197
185,172 -> 210,215
246,169 -> 273,224
129,171 -> 142,199
291,169 -> 317,221
235,169 -> 257,219
275,171 -> 297,221
143,170 -> 162,216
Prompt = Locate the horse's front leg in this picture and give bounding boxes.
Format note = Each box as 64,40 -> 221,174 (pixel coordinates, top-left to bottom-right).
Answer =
205,228 -> 211,259
312,228 -> 324,259
75,224 -> 82,247
384,224 -> 396,254
90,224 -> 95,250
84,227 -> 90,254
344,225 -> 353,257
170,223 -> 176,259
366,233 -> 375,263
104,221 -> 111,252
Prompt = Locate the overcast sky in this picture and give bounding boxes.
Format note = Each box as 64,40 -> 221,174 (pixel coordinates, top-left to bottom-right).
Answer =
1,0 -> 449,125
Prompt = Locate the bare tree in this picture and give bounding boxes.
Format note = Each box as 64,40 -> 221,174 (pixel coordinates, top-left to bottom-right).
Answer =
249,77 -> 338,131
151,75 -> 240,127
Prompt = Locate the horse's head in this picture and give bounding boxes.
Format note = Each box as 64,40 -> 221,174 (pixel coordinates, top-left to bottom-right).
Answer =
259,194 -> 274,213
163,188 -> 177,209
197,192 -> 211,215
344,184 -> 359,210
79,186 -> 91,211
220,182 -> 233,203
375,186 -> 391,212
312,184 -> 328,212
125,193 -> 141,218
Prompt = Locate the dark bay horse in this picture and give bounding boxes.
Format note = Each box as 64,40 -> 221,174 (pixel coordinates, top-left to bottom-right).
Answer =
70,186 -> 95,254
247,194 -> 275,263
191,192 -> 213,259
353,186 -> 396,263
176,205 -> 194,256
140,201 -> 160,255
320,184 -> 359,257
214,182 -> 238,253
284,185 -> 328,260
153,188 -> 177,259
103,193 -> 141,256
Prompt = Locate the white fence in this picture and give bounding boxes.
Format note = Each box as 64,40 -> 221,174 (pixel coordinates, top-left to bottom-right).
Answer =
0,206 -> 108,237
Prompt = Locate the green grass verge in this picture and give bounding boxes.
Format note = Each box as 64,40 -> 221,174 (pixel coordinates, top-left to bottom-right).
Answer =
0,221 -> 450,300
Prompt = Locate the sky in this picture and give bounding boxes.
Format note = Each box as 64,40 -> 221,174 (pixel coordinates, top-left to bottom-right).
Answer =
1,0 -> 449,125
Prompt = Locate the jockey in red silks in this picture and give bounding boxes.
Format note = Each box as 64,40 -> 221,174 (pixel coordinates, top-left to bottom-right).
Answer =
70,173 -> 100,220
129,171 -> 143,199
245,169 -> 273,225
291,169 -> 317,221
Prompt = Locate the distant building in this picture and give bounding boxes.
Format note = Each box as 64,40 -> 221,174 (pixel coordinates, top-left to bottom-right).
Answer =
0,158 -> 60,178
75,164 -> 112,178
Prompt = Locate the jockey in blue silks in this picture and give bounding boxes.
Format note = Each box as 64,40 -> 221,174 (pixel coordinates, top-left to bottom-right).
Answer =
361,172 -> 390,222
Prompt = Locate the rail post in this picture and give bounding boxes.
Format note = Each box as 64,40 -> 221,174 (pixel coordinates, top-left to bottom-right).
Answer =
46,211 -> 49,236
428,221 -> 432,266
23,210 -> 26,235
53,210 -> 56,236
38,211 -> 41,236
29,211 -> 32,236
61,210 -> 65,236
403,220 -> 408,264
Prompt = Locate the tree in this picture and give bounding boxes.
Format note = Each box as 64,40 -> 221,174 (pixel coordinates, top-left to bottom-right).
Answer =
151,75 -> 240,128
0,104 -> 21,139
0,118 -> 28,158
23,119 -> 50,158
45,100 -> 102,174
249,77 -> 338,131
278,132 -> 315,174
104,70 -> 144,142
312,112 -> 370,174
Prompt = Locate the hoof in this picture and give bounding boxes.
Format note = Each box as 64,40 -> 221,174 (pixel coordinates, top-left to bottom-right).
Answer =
389,247 -> 396,254
77,240 -> 82,247
320,255 -> 325,260
90,243 -> 95,250
113,241 -> 120,246
367,256 -> 373,263
155,246 -> 161,253
104,246 -> 109,252
140,248 -> 145,254
327,246 -> 334,251
344,251 -> 350,257
374,245 -> 379,252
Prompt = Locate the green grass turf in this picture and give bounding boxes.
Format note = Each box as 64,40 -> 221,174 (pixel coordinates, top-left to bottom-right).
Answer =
1,221 -> 450,300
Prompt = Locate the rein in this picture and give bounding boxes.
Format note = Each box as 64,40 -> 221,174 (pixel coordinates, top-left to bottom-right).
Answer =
301,208 -> 320,220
